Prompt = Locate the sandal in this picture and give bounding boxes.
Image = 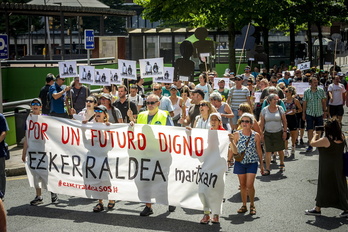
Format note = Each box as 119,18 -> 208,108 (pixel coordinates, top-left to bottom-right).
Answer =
93,203 -> 104,212
237,205 -> 248,213
279,164 -> 285,173
250,205 -> 256,215
200,214 -> 210,224
211,214 -> 219,224
107,201 -> 115,210
262,169 -> 270,176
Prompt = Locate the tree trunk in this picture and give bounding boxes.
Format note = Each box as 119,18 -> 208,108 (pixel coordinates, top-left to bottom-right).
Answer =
316,22 -> 324,69
307,21 -> 312,63
228,21 -> 236,73
290,23 -> 295,64
262,27 -> 270,71
14,36 -> 18,59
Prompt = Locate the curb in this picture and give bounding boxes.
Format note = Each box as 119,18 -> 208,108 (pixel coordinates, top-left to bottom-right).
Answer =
6,167 -> 26,177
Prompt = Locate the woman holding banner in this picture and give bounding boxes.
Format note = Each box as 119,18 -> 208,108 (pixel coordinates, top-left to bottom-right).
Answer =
22,98 -> 59,205
230,113 -> 263,215
192,100 -> 216,129
89,105 -> 116,212
73,95 -> 98,122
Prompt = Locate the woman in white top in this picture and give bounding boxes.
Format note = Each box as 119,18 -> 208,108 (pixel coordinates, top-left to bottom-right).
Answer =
180,86 -> 192,120
193,100 -> 216,129
169,85 -> 184,126
73,95 -> 98,122
195,73 -> 213,101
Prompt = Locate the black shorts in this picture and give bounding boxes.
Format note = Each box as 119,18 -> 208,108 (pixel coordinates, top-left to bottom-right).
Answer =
296,112 -> 305,129
286,114 -> 298,131
329,105 -> 344,117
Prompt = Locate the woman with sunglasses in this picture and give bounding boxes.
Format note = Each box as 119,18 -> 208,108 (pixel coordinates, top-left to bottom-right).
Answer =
22,98 -> 59,205
91,105 -> 116,212
73,95 -> 98,122
259,94 -> 288,176
192,101 -> 216,129
282,86 -> 302,157
169,85 -> 184,126
230,113 -> 263,215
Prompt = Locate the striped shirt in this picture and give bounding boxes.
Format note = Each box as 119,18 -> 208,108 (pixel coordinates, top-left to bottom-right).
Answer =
303,87 -> 326,117
228,86 -> 250,109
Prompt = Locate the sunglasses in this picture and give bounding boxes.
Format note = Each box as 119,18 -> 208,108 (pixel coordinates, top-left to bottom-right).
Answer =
272,81 -> 277,84
285,90 -> 289,93
240,120 -> 250,123
199,103 -> 208,107
146,101 -> 158,105
165,83 -> 170,85
94,109 -> 104,113
31,102 -> 41,106
86,100 -> 95,103
153,88 -> 161,91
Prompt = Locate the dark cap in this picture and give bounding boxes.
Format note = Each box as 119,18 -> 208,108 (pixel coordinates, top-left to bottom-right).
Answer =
94,105 -> 107,113
31,98 -> 42,105
190,88 -> 205,99
100,93 -> 112,100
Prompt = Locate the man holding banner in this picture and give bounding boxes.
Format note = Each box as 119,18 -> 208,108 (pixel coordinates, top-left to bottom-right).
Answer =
136,94 -> 174,216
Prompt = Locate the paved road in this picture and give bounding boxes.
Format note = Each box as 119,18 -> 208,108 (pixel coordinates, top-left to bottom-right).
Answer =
5,137 -> 348,231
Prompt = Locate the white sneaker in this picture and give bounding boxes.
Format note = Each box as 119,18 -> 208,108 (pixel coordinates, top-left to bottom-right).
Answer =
284,150 -> 289,158
291,146 -> 295,155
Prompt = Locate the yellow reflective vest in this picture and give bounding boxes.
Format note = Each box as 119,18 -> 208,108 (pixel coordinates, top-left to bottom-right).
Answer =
137,109 -> 168,125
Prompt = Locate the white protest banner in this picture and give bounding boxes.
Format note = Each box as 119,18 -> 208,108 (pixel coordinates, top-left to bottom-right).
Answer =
59,61 -> 78,78
105,68 -> 122,85
79,65 -> 94,84
153,66 -> 174,83
292,82 -> 309,95
118,59 -> 137,80
24,116 -> 229,213
139,58 -> 164,79
298,62 -> 311,71
213,78 -> 230,90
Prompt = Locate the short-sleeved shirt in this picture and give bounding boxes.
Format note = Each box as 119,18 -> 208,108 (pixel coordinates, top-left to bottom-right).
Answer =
128,94 -> 144,107
49,82 -> 66,113
228,86 -> 250,110
159,96 -> 174,114
66,86 -> 90,113
214,88 -> 229,102
113,99 -> 138,122
107,107 -> 123,123
39,84 -> 52,115
261,106 -> 285,133
328,83 -> 346,106
0,114 -> 9,158
188,104 -> 200,127
303,87 -> 326,117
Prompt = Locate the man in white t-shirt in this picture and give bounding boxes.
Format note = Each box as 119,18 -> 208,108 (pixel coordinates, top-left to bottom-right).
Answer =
128,85 -> 144,112
328,75 -> 346,123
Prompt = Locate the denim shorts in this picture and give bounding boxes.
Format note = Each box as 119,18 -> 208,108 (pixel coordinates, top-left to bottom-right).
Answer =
233,161 -> 258,174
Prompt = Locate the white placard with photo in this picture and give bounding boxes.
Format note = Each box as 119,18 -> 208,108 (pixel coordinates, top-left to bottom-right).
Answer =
79,65 -> 94,84
153,66 -> 174,83
104,68 -> 122,85
59,61 -> 78,78
298,61 -> 311,71
93,69 -> 111,86
179,76 -> 189,81
254,92 -> 261,103
292,82 -> 310,95
139,58 -> 164,79
213,78 -> 230,90
118,59 -> 137,80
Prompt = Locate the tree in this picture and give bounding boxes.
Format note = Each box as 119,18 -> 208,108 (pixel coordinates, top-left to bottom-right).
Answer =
135,0 -> 254,73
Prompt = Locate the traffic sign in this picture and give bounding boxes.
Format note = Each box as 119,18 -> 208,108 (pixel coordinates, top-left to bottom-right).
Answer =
0,34 -> 9,59
84,29 -> 94,50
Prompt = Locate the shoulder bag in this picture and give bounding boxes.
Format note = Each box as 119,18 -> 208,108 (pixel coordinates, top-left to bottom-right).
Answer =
234,135 -> 251,162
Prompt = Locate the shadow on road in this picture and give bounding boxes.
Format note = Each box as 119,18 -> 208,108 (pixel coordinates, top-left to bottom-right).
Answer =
305,216 -> 348,230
